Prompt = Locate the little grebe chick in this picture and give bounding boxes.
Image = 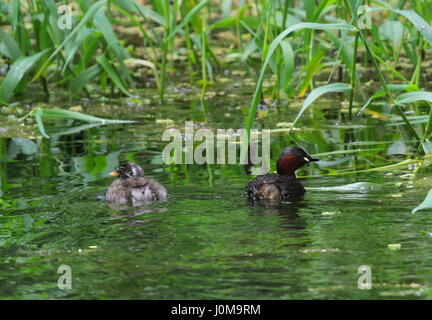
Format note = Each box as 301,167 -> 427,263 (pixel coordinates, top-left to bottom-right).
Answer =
106,162 -> 167,204
245,146 -> 319,202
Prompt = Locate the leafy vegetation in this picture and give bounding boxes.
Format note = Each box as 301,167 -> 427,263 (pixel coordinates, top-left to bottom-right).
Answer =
0,0 -> 431,153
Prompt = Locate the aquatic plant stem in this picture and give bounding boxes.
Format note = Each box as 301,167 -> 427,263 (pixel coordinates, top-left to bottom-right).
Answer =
364,39 -> 419,140
166,0 -> 178,75
185,23 -> 195,84
346,0 -> 421,141
348,32 -> 359,120
422,103 -> 432,141
282,0 -> 289,31
242,22 -> 356,165
410,36 -> 423,88
262,7 -> 271,64
236,3 -> 252,53
200,5 -> 207,102
159,0 -> 170,103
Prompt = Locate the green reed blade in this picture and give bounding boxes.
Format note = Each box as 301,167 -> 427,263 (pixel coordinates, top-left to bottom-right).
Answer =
241,22 -> 355,163
0,48 -> 49,102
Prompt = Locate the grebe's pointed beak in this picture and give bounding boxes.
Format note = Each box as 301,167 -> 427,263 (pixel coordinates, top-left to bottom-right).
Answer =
304,156 -> 319,162
110,171 -> 119,177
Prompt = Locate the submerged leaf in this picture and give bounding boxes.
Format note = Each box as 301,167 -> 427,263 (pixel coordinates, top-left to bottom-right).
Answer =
412,188 -> 432,214
11,138 -> 37,155
388,244 -> 401,250
321,211 -> 340,216
290,83 -> 351,132
379,21 -> 404,47
34,109 -> 49,139
387,140 -> 408,155
33,108 -> 135,138
316,156 -> 352,168
422,140 -> 432,155
396,91 -> 432,105
309,182 -> 376,192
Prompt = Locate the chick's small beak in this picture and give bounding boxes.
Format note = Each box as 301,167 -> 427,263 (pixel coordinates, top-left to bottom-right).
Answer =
110,171 -> 119,177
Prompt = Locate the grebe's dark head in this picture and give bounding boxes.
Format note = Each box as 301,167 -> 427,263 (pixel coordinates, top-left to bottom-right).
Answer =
276,146 -> 319,177
110,162 -> 144,179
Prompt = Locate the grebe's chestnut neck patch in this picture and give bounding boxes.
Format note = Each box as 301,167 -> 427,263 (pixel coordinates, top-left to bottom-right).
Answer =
276,146 -> 319,177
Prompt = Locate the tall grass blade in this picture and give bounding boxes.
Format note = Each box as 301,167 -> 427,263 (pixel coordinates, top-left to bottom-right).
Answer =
93,8 -> 134,88
0,49 -> 50,103
95,55 -> 131,96
62,28 -> 95,74
395,91 -> 432,105
289,83 -> 351,132
166,0 -> 210,41
0,29 -> 21,60
241,22 -> 355,162
70,64 -> 103,92
31,0 -> 107,82
33,107 -> 135,138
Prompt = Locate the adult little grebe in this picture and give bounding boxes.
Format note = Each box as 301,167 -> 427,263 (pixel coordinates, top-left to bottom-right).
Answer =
245,146 -> 319,202
106,162 -> 167,204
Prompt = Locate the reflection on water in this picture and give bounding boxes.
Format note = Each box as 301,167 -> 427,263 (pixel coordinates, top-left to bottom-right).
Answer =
1,95 -> 432,299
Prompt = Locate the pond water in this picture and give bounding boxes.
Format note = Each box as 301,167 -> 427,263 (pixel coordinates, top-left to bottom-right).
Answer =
1,79 -> 432,299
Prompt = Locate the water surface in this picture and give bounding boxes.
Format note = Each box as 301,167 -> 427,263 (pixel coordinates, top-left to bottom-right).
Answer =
1,83 -> 432,299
